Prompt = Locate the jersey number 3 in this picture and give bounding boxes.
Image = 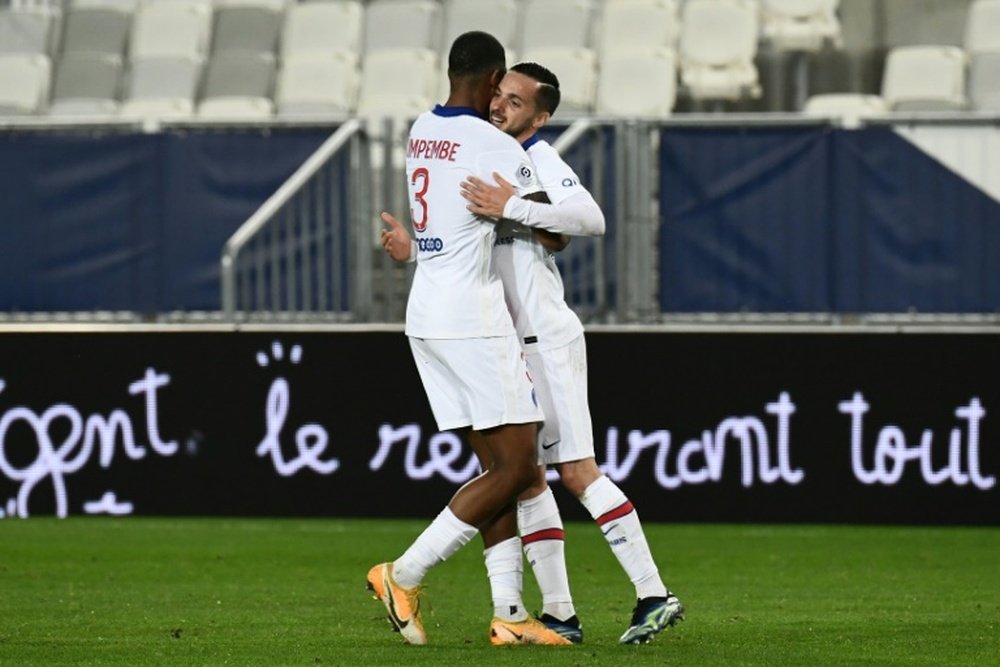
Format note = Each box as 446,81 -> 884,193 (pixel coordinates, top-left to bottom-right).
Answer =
411,167 -> 430,232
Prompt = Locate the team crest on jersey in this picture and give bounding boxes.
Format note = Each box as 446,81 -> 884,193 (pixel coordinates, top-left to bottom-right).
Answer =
515,163 -> 534,186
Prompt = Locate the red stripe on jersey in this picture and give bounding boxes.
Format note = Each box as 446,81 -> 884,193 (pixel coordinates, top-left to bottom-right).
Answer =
596,501 -> 634,526
521,528 -> 565,545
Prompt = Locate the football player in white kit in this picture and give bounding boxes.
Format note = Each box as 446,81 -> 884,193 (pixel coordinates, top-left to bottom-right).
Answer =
463,63 -> 685,645
366,32 -> 571,647
384,63 -> 684,645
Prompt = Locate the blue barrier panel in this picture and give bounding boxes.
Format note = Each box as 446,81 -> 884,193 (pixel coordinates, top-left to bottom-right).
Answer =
0,129 -> 331,312
659,126 -> 1000,313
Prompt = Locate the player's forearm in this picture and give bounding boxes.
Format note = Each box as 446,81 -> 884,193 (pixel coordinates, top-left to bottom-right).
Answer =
501,192 -> 606,237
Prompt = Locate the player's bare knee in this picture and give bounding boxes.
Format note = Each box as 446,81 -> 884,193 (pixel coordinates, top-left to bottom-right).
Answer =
557,457 -> 603,497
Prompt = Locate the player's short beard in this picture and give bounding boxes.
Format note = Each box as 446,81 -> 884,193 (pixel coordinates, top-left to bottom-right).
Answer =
504,114 -> 538,141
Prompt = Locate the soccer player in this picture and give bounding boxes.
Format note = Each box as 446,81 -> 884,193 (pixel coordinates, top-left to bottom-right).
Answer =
384,63 -> 685,645
366,32 -> 571,647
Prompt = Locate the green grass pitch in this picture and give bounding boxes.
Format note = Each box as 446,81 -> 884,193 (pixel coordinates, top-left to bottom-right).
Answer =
1,518 -> 997,666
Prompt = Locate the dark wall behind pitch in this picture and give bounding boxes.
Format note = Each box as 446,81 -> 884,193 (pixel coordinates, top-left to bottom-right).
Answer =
0,329 -> 996,524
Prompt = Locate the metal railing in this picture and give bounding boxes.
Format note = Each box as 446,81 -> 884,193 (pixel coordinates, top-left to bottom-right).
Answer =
220,117 -> 662,324
220,119 -> 372,322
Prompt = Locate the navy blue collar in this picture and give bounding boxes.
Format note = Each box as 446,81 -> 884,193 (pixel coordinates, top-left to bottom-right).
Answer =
521,134 -> 541,151
432,104 -> 483,119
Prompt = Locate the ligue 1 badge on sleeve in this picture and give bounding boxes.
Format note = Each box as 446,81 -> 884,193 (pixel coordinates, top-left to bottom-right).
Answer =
516,163 -> 534,186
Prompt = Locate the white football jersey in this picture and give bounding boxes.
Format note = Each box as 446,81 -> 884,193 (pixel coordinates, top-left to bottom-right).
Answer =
404,106 -> 542,339
494,137 -> 587,351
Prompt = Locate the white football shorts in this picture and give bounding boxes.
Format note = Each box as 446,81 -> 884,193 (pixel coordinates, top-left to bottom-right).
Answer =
409,335 -> 544,432
525,334 -> 595,466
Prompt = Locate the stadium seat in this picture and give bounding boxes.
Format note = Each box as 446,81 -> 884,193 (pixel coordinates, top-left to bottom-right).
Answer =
60,3 -> 132,57
520,0 -> 593,52
119,55 -> 203,120
281,0 -> 363,60
358,48 -> 439,168
198,51 -> 276,118
210,0 -> 285,56
130,0 -> 212,60
969,52 -> 1000,111
48,53 -> 122,116
0,52 -> 51,114
965,0 -> 1000,53
595,47 -> 676,119
761,0 -> 842,53
276,51 -> 359,117
364,0 -> 442,54
441,0 -> 519,54
0,6 -> 59,55
678,0 -> 760,102
596,0 -> 679,58
520,47 -> 597,114
881,45 -> 967,111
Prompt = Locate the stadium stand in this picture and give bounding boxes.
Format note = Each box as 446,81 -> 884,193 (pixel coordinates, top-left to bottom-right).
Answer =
0,0 -> 995,120
197,51 -> 276,118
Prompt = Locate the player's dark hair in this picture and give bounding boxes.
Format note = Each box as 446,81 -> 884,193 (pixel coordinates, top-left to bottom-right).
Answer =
448,31 -> 506,78
511,62 -> 561,115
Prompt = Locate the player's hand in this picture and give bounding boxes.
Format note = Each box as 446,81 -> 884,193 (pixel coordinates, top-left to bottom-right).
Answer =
380,212 -> 412,262
461,172 -> 515,219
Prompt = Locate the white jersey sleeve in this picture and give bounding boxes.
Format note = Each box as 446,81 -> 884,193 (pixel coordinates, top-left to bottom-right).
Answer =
403,106 -> 540,339
501,140 -> 605,237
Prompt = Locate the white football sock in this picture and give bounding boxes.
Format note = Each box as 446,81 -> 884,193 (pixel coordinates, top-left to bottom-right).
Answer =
518,487 -> 576,621
393,506 -> 478,589
579,475 -> 668,600
484,536 -> 528,621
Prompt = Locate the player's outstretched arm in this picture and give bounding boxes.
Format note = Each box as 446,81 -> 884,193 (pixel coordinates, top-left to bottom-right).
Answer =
463,172 -> 605,237
380,212 -> 417,263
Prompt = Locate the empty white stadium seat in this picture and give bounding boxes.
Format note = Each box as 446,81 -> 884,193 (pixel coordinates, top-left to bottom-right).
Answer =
597,0 -> 679,58
48,53 -> 122,117
120,54 -> 203,120
595,47 -> 676,119
679,0 -> 760,102
276,51 -> 359,117
281,0 -> 363,60
520,47 -> 597,114
130,0 -> 212,60
881,45 -> 967,111
210,0 -> 285,56
520,0 -> 593,52
441,0 -> 518,54
761,0 -> 842,52
0,53 -> 51,114
364,0 -> 441,54
965,0 -> 1000,53
969,52 -> 1000,111
60,3 -> 132,57
0,7 -> 58,55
